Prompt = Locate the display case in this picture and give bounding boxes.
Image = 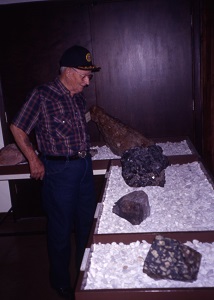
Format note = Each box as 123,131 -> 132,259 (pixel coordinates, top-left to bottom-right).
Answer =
75,137 -> 214,299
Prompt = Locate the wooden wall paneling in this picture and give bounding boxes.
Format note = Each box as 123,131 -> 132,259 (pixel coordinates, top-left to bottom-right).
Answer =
0,0 -> 204,217
0,0 -> 201,145
191,0 -> 203,154
201,0 -> 214,174
90,0 -> 194,139
0,1 -> 96,128
0,1 -> 97,218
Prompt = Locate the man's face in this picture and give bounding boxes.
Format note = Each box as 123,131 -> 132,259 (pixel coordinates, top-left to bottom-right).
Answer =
68,67 -> 93,94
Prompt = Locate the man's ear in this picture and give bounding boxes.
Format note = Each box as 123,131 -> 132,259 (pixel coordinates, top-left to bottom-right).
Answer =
65,67 -> 71,77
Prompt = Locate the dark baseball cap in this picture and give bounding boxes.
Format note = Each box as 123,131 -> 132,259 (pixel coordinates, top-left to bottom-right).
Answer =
59,45 -> 101,72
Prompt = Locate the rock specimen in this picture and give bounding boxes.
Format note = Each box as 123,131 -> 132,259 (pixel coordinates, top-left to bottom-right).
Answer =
0,143 -> 26,166
121,145 -> 169,187
90,105 -> 154,156
143,235 -> 202,282
89,148 -> 98,157
112,191 -> 150,225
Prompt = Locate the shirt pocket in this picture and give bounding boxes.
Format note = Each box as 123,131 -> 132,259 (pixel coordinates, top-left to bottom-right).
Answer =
53,115 -> 73,138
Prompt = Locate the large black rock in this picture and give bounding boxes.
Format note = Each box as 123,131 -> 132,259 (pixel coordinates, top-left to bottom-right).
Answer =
121,145 -> 169,187
143,235 -> 202,282
112,191 -> 150,225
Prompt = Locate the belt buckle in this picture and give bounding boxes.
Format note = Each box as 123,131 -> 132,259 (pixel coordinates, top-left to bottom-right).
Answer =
78,151 -> 87,158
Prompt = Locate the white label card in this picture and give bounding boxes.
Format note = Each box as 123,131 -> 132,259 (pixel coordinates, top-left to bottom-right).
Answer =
85,111 -> 91,122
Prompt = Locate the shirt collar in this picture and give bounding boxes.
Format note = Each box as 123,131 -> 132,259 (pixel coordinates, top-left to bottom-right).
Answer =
54,76 -> 70,95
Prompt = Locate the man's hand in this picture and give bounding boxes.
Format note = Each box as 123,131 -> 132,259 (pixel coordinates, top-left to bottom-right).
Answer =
10,124 -> 45,180
29,156 -> 45,180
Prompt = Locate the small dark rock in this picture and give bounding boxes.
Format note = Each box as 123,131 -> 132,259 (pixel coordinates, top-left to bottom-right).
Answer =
143,235 -> 202,282
121,145 -> 169,187
112,191 -> 150,225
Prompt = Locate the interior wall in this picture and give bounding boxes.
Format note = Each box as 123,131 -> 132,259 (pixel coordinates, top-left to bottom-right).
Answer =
91,0 -> 194,139
0,0 -> 206,214
201,0 -> 214,173
0,0 -> 101,144
0,0 -> 197,147
0,2 -> 94,117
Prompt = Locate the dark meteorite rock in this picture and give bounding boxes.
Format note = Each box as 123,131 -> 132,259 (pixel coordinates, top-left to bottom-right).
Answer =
143,235 -> 202,282
90,105 -> 154,156
112,191 -> 150,225
121,145 -> 169,187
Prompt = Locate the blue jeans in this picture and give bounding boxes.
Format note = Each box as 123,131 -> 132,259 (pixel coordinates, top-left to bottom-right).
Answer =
42,155 -> 96,288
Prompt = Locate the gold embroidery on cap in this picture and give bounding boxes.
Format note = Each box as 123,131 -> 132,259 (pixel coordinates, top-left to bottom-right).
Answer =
86,53 -> 92,62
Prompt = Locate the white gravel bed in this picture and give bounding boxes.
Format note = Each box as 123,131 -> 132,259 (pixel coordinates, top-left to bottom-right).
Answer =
84,239 -> 214,289
97,162 -> 214,234
91,140 -> 193,160
91,145 -> 120,160
156,140 -> 193,156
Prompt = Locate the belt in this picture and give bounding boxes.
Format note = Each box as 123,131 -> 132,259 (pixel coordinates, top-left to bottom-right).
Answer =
45,151 -> 89,161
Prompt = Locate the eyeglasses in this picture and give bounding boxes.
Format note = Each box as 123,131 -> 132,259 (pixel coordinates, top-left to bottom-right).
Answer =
72,68 -> 93,81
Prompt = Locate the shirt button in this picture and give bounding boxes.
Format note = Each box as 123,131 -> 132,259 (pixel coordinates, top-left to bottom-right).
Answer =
62,120 -> 65,123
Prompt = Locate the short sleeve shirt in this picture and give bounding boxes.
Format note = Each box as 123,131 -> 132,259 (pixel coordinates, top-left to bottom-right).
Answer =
12,77 -> 90,156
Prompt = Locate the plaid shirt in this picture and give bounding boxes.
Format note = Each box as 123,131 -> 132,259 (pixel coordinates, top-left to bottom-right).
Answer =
12,77 -> 90,155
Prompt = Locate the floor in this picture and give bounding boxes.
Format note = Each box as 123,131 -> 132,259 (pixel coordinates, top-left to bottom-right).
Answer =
0,214 -> 79,300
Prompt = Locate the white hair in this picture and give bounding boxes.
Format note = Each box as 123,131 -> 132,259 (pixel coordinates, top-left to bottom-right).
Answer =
60,66 -> 67,74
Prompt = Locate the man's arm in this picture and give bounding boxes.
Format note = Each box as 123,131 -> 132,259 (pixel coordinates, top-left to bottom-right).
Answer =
10,124 -> 45,180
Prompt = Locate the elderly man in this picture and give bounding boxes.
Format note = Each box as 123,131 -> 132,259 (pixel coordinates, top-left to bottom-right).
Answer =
10,45 -> 100,299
